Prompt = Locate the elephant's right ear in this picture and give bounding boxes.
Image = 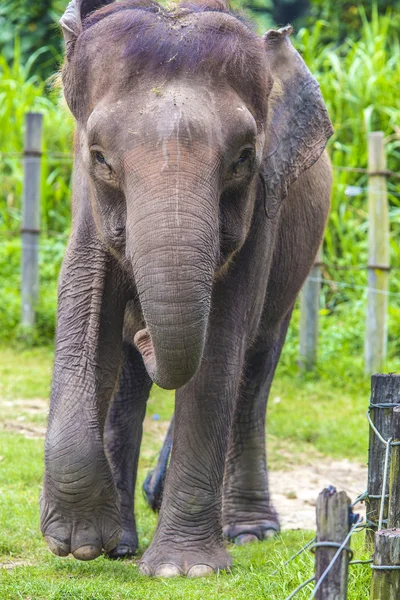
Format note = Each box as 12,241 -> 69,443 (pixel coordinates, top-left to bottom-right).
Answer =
60,0 -> 114,49
262,26 -> 333,218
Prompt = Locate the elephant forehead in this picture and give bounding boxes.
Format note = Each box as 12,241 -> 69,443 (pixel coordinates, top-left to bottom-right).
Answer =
86,83 -> 257,153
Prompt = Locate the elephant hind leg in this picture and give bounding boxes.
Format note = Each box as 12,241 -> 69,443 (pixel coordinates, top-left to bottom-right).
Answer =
104,341 -> 152,558
142,417 -> 173,512
222,311 -> 293,545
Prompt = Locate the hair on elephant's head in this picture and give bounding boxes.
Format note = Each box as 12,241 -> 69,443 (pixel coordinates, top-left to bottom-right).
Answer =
60,0 -> 333,389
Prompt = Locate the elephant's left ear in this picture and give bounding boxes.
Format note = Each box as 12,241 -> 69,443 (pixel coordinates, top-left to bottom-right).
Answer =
262,26 -> 333,217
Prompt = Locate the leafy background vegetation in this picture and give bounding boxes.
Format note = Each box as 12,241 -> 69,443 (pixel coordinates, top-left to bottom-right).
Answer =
1,0 -> 400,366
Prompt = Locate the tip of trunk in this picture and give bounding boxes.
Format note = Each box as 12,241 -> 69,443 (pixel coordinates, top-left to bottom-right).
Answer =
134,328 -> 199,389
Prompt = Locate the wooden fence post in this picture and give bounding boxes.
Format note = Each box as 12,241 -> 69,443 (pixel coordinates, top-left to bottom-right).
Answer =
365,132 -> 389,375
388,406 -> 400,529
299,245 -> 322,371
314,487 -> 351,599
366,375 -> 400,549
21,112 -> 43,328
370,529 -> 400,599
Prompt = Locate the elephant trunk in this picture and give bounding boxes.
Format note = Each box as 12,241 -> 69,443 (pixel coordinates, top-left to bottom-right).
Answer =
126,176 -> 218,389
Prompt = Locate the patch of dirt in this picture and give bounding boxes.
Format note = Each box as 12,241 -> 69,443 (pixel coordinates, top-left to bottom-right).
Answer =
2,398 -> 48,413
270,458 -> 367,531
3,420 -> 47,439
0,559 -> 32,570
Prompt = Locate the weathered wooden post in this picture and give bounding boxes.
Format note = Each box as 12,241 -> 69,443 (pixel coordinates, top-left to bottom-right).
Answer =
21,112 -> 43,328
299,245 -> 322,371
370,529 -> 400,599
388,406 -> 400,529
365,132 -> 389,375
366,375 -> 400,549
314,487 -> 351,599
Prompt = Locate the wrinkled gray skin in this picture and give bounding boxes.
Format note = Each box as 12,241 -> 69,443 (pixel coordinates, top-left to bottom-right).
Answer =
40,0 -> 333,577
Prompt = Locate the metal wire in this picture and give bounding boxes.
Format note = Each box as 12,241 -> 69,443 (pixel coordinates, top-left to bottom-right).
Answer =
351,491 -> 368,507
283,405 -> 400,600
309,541 -> 354,561
366,410 -> 400,447
309,276 -> 400,298
333,165 -> 400,179
370,402 -> 400,409
271,537 -> 316,576
371,564 -> 400,570
308,519 -> 363,600
285,576 -> 316,600
378,438 -> 393,531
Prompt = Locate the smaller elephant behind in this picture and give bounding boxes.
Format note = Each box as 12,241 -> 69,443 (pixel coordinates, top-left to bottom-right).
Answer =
41,0 -> 333,577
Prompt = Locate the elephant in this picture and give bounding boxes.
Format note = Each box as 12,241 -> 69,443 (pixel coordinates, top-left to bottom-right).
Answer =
40,0 -> 333,578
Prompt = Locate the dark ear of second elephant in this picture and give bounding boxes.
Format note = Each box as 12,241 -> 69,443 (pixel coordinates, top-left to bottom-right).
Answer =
143,418 -> 174,511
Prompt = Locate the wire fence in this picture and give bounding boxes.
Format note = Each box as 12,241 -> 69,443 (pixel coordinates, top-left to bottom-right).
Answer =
3,151 -> 400,179
278,394 -> 400,600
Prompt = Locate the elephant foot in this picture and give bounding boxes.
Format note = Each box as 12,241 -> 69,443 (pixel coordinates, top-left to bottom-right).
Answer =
40,490 -> 122,560
139,542 -> 232,577
107,526 -> 138,559
223,519 -> 280,545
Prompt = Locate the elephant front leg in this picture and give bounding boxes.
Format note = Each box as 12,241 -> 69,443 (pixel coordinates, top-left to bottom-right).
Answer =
139,338 -> 243,577
40,239 -> 128,560
104,341 -> 152,558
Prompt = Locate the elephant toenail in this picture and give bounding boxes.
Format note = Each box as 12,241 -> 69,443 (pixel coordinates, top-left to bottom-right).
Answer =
138,562 -> 151,576
263,529 -> 277,539
235,533 -> 259,546
103,528 -> 123,553
187,564 -> 215,578
44,536 -> 69,557
154,563 -> 181,577
72,545 -> 102,561
107,544 -> 135,559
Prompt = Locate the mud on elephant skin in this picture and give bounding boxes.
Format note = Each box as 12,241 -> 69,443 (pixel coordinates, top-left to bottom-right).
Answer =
41,0 -> 333,577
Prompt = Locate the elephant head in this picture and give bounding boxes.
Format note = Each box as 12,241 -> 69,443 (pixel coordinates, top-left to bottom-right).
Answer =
59,0 -> 332,390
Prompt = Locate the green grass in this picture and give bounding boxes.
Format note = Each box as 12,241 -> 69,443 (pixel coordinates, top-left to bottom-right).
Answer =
0,427 -> 371,600
0,344 -> 376,599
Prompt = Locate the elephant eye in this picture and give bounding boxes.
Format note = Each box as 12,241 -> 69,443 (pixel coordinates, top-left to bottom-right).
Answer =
232,148 -> 254,178
95,151 -> 106,165
90,145 -> 110,168
237,149 -> 253,164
